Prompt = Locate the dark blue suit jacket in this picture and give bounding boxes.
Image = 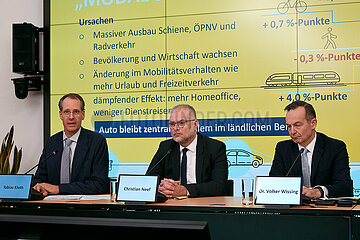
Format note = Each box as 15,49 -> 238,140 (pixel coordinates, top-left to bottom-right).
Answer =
33,128 -> 109,194
269,132 -> 353,197
146,133 -> 228,197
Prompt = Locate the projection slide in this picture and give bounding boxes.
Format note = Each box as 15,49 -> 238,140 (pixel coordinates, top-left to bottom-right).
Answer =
48,0 -> 360,196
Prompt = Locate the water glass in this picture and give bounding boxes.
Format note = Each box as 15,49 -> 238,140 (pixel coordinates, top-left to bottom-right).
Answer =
110,177 -> 118,202
242,178 -> 254,205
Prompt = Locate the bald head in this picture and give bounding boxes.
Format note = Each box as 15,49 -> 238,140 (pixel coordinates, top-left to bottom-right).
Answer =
169,104 -> 198,147
170,104 -> 197,120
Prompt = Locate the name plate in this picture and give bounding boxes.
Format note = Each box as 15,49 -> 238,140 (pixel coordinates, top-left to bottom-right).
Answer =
254,176 -> 301,205
116,175 -> 159,203
0,174 -> 32,200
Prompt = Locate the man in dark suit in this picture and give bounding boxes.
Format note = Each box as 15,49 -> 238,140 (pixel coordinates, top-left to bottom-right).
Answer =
33,93 -> 109,196
146,104 -> 228,198
269,101 -> 352,199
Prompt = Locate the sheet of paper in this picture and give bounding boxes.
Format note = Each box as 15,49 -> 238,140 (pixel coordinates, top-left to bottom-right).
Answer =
43,195 -> 110,201
81,195 -> 110,200
43,195 -> 83,200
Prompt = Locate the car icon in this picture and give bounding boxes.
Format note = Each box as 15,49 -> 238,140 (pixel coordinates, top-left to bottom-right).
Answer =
109,159 -> 113,171
226,149 -> 263,168
353,188 -> 360,197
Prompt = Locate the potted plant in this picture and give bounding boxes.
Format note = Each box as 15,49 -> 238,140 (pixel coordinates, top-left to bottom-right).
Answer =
0,126 -> 22,174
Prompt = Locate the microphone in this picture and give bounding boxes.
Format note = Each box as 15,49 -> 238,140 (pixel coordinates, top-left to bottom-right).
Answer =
146,141 -> 176,175
24,150 -> 58,200
286,148 -> 304,177
24,150 -> 58,174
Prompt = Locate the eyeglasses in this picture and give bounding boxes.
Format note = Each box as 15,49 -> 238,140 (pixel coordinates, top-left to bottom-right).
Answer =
169,120 -> 196,129
62,110 -> 82,117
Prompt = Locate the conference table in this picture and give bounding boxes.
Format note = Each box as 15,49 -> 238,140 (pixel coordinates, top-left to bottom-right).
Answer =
0,196 -> 358,240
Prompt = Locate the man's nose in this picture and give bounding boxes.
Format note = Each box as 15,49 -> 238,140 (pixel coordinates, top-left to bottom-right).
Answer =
289,127 -> 296,135
173,124 -> 181,131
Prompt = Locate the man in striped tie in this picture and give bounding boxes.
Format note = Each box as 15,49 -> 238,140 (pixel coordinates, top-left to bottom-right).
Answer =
269,101 -> 352,199
33,93 -> 109,196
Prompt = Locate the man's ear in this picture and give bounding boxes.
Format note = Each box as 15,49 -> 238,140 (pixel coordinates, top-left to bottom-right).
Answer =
194,119 -> 199,128
311,118 -> 317,130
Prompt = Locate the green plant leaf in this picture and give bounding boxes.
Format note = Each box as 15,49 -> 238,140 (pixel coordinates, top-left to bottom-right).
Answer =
3,155 -> 10,174
2,141 -> 13,174
0,126 -> 21,174
0,132 -> 9,172
11,146 -> 22,174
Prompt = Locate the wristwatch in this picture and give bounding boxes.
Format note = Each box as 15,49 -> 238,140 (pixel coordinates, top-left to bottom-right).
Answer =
314,186 -> 324,198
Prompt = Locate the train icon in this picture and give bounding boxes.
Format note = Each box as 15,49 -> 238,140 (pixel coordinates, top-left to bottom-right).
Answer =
265,71 -> 341,87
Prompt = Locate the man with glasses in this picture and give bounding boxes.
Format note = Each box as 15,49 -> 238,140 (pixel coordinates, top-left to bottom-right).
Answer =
146,104 -> 228,198
33,93 -> 109,196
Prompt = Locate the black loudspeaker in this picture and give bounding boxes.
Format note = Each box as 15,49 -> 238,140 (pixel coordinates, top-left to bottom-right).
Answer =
12,23 -> 39,74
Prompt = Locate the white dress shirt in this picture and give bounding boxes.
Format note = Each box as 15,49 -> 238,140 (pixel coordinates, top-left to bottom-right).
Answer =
298,133 -> 329,197
179,135 -> 198,184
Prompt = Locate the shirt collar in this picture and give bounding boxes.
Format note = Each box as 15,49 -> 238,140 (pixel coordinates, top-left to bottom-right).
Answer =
63,128 -> 81,143
298,132 -> 317,153
180,134 -> 198,153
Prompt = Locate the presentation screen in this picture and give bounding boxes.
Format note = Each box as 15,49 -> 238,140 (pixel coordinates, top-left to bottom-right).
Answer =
46,0 -> 360,196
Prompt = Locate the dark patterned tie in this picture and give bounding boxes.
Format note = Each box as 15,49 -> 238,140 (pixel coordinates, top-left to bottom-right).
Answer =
60,138 -> 72,184
181,148 -> 188,185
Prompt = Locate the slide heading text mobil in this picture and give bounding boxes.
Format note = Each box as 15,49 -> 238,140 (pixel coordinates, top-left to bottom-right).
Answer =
75,0 -> 161,12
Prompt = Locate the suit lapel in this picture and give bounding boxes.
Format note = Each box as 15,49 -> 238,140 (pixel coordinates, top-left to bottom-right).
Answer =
290,142 -> 303,176
71,129 -> 89,180
51,133 -> 63,182
171,144 -> 180,180
311,133 -> 324,183
195,133 -> 204,183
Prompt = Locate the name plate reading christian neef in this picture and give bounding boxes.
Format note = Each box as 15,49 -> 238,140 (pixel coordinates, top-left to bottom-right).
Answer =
116,175 -> 159,203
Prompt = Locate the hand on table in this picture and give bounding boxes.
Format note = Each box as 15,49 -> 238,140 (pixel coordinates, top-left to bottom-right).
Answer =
159,178 -> 188,197
302,186 -> 321,199
33,183 -> 60,197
